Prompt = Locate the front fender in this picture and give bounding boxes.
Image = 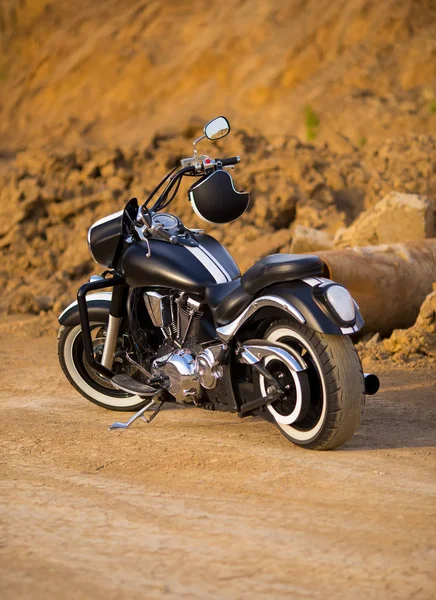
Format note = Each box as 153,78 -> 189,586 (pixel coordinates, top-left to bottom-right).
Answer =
58,292 -> 112,326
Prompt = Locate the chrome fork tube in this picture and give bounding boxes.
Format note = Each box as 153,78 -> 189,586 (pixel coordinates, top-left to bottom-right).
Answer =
101,316 -> 122,370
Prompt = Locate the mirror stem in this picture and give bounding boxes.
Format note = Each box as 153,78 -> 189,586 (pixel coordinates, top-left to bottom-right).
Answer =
193,134 -> 206,157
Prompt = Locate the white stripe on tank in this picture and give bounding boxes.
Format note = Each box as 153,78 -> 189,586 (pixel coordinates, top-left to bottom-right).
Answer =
197,243 -> 232,282
184,245 -> 229,284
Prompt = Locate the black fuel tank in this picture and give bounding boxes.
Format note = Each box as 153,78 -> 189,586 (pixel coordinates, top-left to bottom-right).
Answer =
121,234 -> 240,292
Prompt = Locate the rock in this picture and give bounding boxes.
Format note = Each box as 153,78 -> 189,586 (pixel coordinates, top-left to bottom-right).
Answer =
105,175 -> 126,191
85,163 -> 101,178
101,163 -> 117,178
36,296 -> 54,311
7,290 -> 40,314
334,192 -> 434,248
366,333 -> 381,346
414,283 -> 436,333
52,300 -> 63,314
289,225 -> 333,254
383,286 -> 436,357
293,200 -> 347,235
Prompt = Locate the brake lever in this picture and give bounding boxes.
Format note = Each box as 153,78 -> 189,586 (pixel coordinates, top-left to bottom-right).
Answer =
135,225 -> 152,257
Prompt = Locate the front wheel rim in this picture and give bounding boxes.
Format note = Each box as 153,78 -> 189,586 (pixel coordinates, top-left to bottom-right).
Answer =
63,323 -> 144,408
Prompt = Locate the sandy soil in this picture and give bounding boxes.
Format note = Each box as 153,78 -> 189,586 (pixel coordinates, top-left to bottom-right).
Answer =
1,324 -> 435,599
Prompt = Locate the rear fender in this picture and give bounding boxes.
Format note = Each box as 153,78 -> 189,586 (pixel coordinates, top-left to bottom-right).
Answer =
265,280 -> 363,334
58,292 -> 112,326
215,279 -> 363,341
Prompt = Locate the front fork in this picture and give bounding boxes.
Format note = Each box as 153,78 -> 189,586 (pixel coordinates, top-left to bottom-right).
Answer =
77,275 -> 128,379
101,283 -> 128,369
101,314 -> 122,370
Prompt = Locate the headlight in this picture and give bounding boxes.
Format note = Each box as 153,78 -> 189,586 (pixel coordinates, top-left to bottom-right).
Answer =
324,285 -> 356,324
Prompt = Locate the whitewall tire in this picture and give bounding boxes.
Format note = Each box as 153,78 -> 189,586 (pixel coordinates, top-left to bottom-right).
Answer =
58,322 -> 148,411
258,320 -> 365,450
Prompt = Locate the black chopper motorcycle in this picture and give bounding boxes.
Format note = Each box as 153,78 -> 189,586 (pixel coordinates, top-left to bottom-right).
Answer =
58,116 -> 379,450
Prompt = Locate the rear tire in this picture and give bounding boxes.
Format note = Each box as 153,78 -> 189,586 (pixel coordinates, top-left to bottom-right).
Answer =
258,319 -> 365,450
58,322 -> 149,411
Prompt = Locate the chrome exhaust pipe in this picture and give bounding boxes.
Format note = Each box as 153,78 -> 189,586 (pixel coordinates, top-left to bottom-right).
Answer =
364,373 -> 380,396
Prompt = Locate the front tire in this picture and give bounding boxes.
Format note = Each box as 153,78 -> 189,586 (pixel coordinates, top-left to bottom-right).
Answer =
58,322 -> 149,411
258,320 -> 365,450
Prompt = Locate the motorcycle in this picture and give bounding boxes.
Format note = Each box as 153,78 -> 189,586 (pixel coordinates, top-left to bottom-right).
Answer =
58,116 -> 379,450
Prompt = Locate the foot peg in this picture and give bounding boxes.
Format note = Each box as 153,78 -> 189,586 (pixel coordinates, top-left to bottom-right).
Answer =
111,374 -> 157,396
109,399 -> 163,431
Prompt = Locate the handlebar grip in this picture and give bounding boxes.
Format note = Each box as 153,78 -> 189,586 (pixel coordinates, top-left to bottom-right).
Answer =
152,224 -> 177,244
216,156 -> 240,167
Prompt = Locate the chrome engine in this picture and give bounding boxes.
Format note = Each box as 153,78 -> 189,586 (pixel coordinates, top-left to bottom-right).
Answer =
144,291 -> 202,345
195,346 -> 224,390
152,349 -> 199,402
144,291 -> 224,403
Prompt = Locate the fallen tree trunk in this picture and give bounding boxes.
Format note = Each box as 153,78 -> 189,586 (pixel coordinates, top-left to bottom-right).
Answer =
316,239 -> 436,335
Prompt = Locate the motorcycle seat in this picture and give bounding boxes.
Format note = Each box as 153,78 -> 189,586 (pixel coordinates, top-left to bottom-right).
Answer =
205,278 -> 252,325
241,253 -> 325,295
206,254 -> 325,325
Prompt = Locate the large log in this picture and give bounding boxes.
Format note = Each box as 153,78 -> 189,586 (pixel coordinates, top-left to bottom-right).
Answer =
316,239 -> 436,335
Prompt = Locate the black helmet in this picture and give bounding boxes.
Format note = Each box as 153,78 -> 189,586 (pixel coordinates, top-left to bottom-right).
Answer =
188,169 -> 250,224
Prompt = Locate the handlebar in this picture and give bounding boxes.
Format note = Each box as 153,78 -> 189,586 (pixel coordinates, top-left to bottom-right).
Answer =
216,156 -> 240,167
140,205 -> 153,227
144,155 -> 241,215
151,223 -> 178,244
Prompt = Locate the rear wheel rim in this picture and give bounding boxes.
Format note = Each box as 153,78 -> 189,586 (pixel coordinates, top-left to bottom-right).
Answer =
259,355 -> 305,425
260,327 -> 327,442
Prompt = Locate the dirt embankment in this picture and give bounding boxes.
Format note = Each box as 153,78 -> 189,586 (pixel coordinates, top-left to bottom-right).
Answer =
1,128 -> 436,371
0,131 -> 435,317
0,0 -> 435,152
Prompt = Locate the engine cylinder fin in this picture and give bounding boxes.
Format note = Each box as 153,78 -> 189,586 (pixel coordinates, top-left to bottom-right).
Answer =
177,303 -> 202,344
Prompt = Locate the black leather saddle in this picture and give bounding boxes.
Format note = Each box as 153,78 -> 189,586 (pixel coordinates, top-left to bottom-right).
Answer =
205,254 -> 325,325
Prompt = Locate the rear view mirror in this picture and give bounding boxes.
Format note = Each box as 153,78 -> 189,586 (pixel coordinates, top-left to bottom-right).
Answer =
204,116 -> 230,140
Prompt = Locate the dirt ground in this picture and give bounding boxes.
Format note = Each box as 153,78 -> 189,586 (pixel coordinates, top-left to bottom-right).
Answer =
1,320 -> 435,599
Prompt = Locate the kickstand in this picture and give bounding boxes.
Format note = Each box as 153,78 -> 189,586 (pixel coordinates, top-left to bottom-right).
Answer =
109,399 -> 164,431
140,401 -> 163,424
